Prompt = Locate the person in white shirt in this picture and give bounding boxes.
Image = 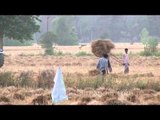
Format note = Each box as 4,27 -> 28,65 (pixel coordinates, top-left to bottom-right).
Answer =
122,48 -> 129,74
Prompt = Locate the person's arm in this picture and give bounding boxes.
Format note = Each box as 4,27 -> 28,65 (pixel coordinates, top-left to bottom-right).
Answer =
122,54 -> 125,65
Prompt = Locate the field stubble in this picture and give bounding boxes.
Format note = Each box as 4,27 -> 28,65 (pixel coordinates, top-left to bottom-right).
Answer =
0,44 -> 160,104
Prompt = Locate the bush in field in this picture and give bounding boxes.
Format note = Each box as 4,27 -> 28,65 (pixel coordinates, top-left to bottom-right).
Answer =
139,51 -> 160,56
44,48 -> 54,55
39,32 -> 57,55
4,40 -> 33,46
139,51 -> 152,56
0,72 -> 15,87
135,80 -> 148,90
147,81 -> 160,91
76,77 -> 101,89
75,51 -> 92,56
52,16 -> 78,45
147,37 -> 158,52
37,69 -> 55,89
55,51 -> 64,56
17,71 -> 34,88
140,28 -> 158,53
64,73 -> 160,92
0,96 -> 10,102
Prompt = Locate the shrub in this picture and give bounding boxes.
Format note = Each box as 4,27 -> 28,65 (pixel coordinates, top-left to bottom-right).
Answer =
17,71 -> 34,88
0,96 -> 10,102
75,51 -> 92,56
140,28 -> 158,53
4,40 -> 33,46
37,69 -> 55,89
55,51 -> 64,56
45,48 -> 54,55
139,51 -> 153,56
139,51 -> 160,56
135,80 -> 147,90
39,32 -> 57,55
0,72 -> 15,87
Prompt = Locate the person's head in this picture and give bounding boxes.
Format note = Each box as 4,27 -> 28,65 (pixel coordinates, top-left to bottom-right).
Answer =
124,48 -> 128,54
102,54 -> 108,59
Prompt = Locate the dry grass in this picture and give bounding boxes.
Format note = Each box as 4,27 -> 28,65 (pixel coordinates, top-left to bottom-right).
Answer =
0,85 -> 160,105
4,43 -> 160,56
0,43 -> 160,104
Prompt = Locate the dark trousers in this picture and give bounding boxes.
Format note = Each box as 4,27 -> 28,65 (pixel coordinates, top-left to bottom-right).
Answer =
124,63 -> 129,74
102,70 -> 106,75
108,60 -> 112,72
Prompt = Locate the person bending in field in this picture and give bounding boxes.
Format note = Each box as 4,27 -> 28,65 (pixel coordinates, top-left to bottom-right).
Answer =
96,54 -> 109,75
122,48 -> 129,74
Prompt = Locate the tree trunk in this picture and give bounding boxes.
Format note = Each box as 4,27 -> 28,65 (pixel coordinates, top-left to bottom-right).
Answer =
0,33 -> 3,50
0,33 -> 4,67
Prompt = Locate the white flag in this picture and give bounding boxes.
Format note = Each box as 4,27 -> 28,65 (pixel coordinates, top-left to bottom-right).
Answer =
51,67 -> 68,104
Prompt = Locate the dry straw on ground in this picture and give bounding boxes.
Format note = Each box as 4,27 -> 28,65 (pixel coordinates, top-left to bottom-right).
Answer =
88,69 -> 100,76
91,39 -> 115,57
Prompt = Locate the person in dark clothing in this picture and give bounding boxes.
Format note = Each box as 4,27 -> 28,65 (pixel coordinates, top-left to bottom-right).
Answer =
108,57 -> 112,73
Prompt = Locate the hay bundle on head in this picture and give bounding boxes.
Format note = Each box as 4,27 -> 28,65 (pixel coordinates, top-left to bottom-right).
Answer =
91,39 -> 115,57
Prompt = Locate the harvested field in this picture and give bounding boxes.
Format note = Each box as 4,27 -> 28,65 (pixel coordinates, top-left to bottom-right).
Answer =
0,43 -> 160,105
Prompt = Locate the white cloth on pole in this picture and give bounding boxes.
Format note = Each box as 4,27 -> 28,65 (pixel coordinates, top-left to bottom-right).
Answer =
51,67 -> 68,104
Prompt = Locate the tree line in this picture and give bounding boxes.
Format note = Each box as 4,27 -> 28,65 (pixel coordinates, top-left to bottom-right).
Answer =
38,15 -> 160,45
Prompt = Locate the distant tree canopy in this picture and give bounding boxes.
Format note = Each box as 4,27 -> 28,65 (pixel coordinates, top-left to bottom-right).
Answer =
52,16 -> 78,45
39,32 -> 57,48
50,15 -> 160,43
34,15 -> 160,45
0,15 -> 40,49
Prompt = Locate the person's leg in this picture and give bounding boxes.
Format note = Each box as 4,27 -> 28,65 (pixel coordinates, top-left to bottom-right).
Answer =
102,70 -> 106,75
106,69 -> 108,74
101,70 -> 106,82
124,63 -> 129,74
126,65 -> 129,73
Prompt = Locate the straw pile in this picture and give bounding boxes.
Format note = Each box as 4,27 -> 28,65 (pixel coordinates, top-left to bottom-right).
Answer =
91,39 -> 115,57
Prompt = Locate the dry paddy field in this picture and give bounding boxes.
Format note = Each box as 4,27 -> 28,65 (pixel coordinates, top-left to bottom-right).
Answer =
0,43 -> 160,105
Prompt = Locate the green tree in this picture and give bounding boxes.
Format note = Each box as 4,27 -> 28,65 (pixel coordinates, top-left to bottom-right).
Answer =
140,28 -> 158,52
0,15 -> 40,49
0,15 -> 40,67
52,16 -> 78,45
147,37 -> 158,52
148,16 -> 160,37
140,28 -> 150,47
39,32 -> 57,55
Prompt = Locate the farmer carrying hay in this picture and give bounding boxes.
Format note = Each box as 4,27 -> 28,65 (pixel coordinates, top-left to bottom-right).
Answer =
91,39 -> 115,75
96,53 -> 109,75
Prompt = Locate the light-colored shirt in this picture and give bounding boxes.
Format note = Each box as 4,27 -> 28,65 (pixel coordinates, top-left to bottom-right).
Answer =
122,53 -> 129,64
96,57 -> 108,71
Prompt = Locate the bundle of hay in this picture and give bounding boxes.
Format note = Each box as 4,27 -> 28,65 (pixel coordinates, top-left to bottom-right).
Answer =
91,39 -> 115,57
